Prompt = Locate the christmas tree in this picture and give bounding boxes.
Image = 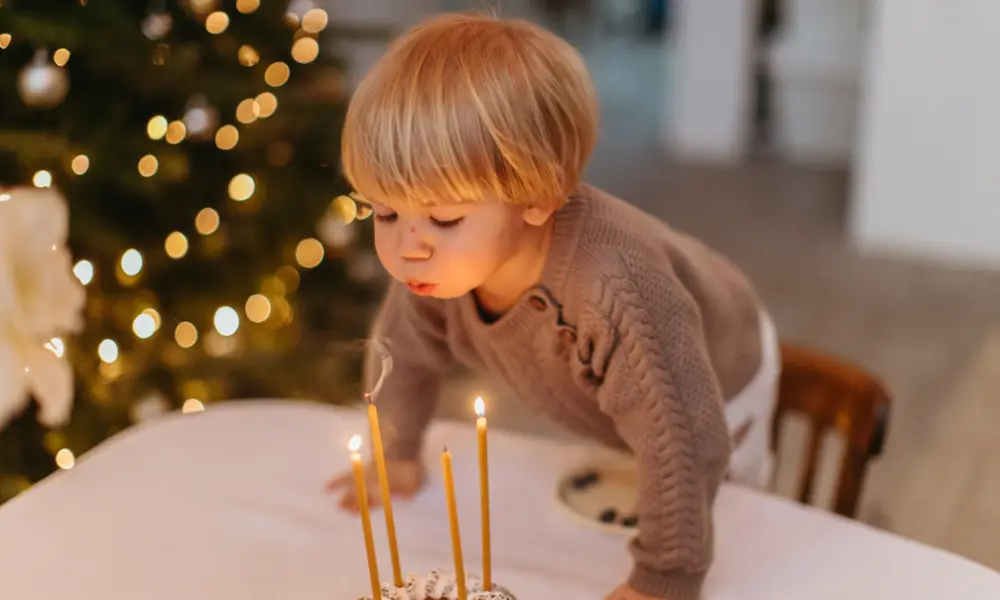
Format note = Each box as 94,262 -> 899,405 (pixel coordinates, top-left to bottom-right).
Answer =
0,0 -> 385,502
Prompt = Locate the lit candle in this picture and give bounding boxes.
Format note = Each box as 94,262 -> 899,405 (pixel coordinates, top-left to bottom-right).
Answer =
441,447 -> 467,600
474,397 -> 492,590
350,435 -> 382,600
367,396 -> 403,586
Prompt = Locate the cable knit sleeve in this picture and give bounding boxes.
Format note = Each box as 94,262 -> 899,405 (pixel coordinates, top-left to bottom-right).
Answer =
582,256 -> 732,600
365,281 -> 453,461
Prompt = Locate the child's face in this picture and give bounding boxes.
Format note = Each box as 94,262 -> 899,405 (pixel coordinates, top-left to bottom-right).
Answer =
369,199 -> 541,299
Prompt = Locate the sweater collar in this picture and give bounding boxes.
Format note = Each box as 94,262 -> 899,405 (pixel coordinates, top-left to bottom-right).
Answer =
457,186 -> 589,332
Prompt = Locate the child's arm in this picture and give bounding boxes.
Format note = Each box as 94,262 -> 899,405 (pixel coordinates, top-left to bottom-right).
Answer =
583,260 -> 731,600
365,280 -> 454,460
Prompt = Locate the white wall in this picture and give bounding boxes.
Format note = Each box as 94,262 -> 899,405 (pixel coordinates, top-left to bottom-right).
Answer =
667,0 -> 758,163
850,0 -> 1000,267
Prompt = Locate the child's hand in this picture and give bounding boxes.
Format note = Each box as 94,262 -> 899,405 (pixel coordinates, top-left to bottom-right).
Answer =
603,584 -> 660,600
326,459 -> 427,512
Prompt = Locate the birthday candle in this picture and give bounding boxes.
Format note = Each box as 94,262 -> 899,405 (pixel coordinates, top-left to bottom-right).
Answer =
349,435 -> 382,600
441,447 -> 467,600
367,397 -> 403,586
474,397 -> 492,589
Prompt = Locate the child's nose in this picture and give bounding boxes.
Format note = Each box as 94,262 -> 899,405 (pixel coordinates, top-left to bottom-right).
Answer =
399,229 -> 432,262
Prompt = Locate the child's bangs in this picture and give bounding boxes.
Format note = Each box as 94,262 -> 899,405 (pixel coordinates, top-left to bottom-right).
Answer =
341,103 -> 505,211
344,139 -> 505,208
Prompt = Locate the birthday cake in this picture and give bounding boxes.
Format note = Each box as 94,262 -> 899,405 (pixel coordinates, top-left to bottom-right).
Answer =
358,570 -> 515,600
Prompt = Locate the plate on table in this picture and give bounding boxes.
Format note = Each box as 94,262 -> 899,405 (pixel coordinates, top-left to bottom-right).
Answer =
554,458 -> 640,537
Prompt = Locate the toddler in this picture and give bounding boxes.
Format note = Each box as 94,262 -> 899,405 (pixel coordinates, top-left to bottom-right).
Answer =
327,12 -> 780,600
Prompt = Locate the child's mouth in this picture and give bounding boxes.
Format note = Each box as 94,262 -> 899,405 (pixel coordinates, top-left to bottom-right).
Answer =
406,281 -> 436,295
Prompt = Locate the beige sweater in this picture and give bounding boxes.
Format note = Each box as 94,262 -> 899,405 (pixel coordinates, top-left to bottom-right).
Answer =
365,185 -> 764,599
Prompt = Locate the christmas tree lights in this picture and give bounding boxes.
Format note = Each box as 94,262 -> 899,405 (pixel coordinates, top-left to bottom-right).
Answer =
0,0 -> 388,502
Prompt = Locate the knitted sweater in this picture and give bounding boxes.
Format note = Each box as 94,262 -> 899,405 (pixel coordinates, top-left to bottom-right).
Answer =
365,184 -> 764,599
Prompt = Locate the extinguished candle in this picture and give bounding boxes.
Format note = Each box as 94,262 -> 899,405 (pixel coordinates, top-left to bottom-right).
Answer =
474,397 -> 492,589
349,435 -> 382,600
367,397 -> 403,586
441,446 -> 468,600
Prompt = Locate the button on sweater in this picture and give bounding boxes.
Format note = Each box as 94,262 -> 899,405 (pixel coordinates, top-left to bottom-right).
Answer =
364,184 -> 764,599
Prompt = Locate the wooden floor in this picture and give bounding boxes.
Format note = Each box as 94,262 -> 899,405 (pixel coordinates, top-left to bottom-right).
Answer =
416,1 -> 1000,572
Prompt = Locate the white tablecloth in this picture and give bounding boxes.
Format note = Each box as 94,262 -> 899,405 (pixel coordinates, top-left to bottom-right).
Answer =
1,400 -> 998,599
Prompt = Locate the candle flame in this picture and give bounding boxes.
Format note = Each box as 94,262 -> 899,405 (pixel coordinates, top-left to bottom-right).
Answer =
474,396 -> 485,417
348,434 -> 362,453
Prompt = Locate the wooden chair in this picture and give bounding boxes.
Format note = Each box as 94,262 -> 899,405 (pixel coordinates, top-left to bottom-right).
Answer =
771,343 -> 892,519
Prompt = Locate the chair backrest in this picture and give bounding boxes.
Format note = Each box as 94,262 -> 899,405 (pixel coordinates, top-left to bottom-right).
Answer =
771,343 -> 891,518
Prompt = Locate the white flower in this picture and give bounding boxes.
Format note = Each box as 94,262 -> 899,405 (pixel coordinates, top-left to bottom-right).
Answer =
0,187 -> 86,431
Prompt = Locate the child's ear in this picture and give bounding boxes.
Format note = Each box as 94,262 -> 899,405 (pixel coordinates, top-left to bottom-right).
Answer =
523,207 -> 555,227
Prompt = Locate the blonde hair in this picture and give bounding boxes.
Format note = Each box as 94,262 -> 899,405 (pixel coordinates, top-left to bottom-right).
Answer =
341,12 -> 599,211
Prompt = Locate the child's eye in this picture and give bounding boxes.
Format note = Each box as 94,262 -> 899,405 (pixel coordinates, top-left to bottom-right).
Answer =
374,212 -> 397,223
431,217 -> 464,228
